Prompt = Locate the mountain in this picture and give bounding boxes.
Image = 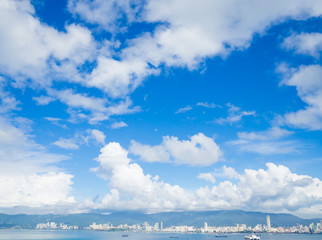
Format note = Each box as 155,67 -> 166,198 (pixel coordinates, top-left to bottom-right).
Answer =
0,210 -> 320,228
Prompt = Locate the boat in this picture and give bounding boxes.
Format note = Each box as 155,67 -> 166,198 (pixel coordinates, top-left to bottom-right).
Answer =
244,233 -> 260,240
215,235 -> 228,238
122,234 -> 128,237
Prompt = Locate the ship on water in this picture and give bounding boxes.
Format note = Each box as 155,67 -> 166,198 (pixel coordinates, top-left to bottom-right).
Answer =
244,233 -> 260,240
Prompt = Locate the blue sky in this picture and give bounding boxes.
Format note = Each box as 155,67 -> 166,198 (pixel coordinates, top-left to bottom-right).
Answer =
1,0 -> 322,218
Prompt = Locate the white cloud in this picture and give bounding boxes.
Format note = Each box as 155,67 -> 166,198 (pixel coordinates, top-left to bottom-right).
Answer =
1,0 -> 322,122
53,138 -> 80,150
44,117 -> 67,129
282,33 -> 322,58
89,142 -> 192,212
0,0 -> 146,121
111,121 -> 128,129
89,142 -> 322,217
90,129 -> 106,145
196,102 -> 218,108
175,105 -> 192,114
0,172 -> 74,208
106,97 -> 141,116
64,0 -> 322,102
129,141 -> 170,163
130,133 -> 222,166
221,166 -> 240,180
53,129 -> 106,150
0,77 -> 20,113
237,127 -> 293,141
0,116 -> 75,211
86,57 -> 159,98
214,103 -> 256,125
175,102 -> 218,114
279,64 -> 322,130
32,95 -> 56,105
53,89 -> 108,113
0,0 -> 94,86
197,173 -> 216,183
231,127 -> 298,155
198,166 -> 239,184
233,140 -> 300,155
195,163 -> 322,217
68,0 -> 143,32
41,89 -> 141,124
130,0 -> 322,70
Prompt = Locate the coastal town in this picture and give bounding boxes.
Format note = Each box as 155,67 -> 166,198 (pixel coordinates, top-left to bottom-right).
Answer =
35,215 -> 322,234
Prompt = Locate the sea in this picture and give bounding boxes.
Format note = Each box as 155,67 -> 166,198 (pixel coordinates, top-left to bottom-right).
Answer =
0,231 -> 321,240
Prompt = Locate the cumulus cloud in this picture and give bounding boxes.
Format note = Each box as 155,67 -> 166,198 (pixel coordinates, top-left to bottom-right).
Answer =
89,142 -> 322,217
222,166 -> 241,180
127,0 -> 322,70
130,133 -> 222,166
54,0 -> 322,102
278,64 -> 322,130
89,142 -> 192,212
197,173 -> 216,183
197,166 -> 239,185
196,163 -> 322,216
0,0 -> 143,122
86,57 -> 159,98
0,0 -> 94,86
282,32 -> 322,58
130,141 -> 171,163
87,129 -> 106,145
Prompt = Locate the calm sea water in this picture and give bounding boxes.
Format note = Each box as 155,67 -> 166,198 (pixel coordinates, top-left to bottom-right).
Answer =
0,230 -> 321,240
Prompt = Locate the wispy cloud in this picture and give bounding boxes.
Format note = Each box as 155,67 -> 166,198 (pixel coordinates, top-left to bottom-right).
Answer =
176,102 -> 218,114
214,103 -> 255,125
229,127 -> 298,155
111,121 -> 128,129
53,129 -> 106,150
175,105 -> 193,114
196,102 -> 218,108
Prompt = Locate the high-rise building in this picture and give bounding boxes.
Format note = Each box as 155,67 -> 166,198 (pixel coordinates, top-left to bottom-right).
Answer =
204,222 -> 208,232
266,215 -> 271,231
154,222 -> 159,231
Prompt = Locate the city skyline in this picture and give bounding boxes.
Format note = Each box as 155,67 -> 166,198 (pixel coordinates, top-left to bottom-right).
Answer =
0,0 -> 322,218
34,215 -> 322,234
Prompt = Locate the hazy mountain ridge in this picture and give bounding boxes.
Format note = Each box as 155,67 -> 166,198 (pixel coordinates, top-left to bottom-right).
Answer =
0,210 -> 320,228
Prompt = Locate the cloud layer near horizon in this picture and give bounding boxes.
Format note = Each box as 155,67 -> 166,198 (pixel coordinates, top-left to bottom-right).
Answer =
88,142 -> 322,217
